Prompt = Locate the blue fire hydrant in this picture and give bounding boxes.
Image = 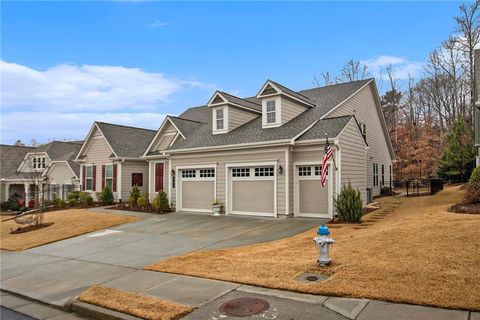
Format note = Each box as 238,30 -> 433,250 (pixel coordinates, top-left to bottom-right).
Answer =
313,224 -> 334,266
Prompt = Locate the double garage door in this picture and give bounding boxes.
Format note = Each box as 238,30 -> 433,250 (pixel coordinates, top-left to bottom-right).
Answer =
178,165 -> 276,217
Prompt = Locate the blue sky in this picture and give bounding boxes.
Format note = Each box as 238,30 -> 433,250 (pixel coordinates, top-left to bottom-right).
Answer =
1,1 -> 462,144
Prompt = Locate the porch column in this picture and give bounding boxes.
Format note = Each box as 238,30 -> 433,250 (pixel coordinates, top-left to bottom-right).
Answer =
24,183 -> 30,205
4,182 -> 10,201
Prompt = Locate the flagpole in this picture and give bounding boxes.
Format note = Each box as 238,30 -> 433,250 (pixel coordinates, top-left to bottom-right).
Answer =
325,133 -> 338,171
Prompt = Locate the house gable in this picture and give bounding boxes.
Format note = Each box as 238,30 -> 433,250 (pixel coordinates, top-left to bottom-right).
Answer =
76,125 -> 116,163
43,161 -> 77,184
143,117 -> 184,156
17,152 -> 51,173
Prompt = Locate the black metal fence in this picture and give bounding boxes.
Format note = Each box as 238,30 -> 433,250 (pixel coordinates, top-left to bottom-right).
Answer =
393,178 -> 443,197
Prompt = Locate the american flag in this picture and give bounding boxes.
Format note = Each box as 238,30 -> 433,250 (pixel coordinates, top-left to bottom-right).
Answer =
321,137 -> 333,187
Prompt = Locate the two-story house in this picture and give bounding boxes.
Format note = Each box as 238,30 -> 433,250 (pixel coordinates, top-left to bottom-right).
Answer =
143,79 -> 394,219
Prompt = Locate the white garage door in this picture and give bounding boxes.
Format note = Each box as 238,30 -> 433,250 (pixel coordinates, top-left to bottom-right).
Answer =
295,164 -> 331,218
228,166 -> 276,217
178,168 -> 215,212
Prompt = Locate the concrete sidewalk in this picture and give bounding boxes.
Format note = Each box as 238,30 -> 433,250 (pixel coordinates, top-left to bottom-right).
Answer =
2,270 -> 478,320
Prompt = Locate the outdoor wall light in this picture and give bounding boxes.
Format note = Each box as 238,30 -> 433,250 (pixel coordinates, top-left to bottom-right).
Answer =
278,165 -> 283,174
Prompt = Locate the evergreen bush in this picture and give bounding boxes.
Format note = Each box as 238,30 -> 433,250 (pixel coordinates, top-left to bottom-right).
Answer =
137,196 -> 147,207
152,192 -> 170,213
129,186 -> 141,207
97,185 -> 114,205
334,182 -> 363,223
68,198 -> 78,207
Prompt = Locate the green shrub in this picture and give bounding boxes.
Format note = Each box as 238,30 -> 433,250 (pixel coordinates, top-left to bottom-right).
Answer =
79,192 -> 91,205
469,166 -> 480,184
152,192 -> 170,213
68,198 -> 78,207
143,192 -> 149,204
54,198 -> 66,208
86,195 -> 94,206
137,196 -> 147,207
129,186 -> 141,207
334,182 -> 364,223
97,185 -> 114,205
67,191 -> 80,201
1,198 -> 21,211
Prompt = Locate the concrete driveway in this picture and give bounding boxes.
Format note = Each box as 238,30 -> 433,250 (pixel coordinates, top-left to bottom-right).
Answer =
1,209 -> 323,308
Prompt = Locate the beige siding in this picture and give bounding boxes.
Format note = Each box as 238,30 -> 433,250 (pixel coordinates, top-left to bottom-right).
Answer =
47,163 -> 74,185
228,106 -> 258,131
287,146 -> 294,215
152,122 -> 178,152
156,134 -> 176,151
121,161 -> 149,201
169,146 -> 287,215
282,97 -> 308,124
327,84 -> 392,197
338,119 -> 367,204
0,182 -> 6,202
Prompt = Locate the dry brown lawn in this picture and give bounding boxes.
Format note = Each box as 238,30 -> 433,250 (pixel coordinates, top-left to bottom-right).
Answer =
1,209 -> 139,251
145,186 -> 480,311
79,285 -> 192,320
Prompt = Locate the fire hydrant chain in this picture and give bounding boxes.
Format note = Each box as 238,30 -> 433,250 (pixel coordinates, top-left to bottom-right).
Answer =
313,224 -> 334,266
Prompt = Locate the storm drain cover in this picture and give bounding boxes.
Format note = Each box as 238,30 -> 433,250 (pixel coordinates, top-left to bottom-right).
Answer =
219,297 -> 269,317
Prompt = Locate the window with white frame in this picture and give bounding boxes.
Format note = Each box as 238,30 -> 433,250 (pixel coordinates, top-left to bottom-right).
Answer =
85,166 -> 93,190
181,169 -> 196,178
266,100 -> 276,124
298,166 -> 312,176
254,167 -> 274,177
381,164 -> 385,186
215,108 -> 225,130
105,164 -> 113,189
232,168 -> 250,177
200,169 -> 215,178
32,156 -> 46,169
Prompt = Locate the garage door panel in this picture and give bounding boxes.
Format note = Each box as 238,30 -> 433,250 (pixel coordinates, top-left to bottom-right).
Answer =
299,180 -> 328,214
232,180 -> 274,214
182,181 -> 214,210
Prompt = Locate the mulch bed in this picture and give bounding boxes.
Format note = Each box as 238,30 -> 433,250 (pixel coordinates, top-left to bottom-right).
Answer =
10,222 -> 55,234
109,204 -> 173,214
448,203 -> 480,214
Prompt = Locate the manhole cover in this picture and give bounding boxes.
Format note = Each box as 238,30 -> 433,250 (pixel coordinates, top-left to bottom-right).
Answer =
219,297 -> 269,317
306,275 -> 319,281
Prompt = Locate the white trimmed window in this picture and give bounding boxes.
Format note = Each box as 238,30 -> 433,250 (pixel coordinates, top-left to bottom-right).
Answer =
373,163 -> 379,187
105,164 -> 113,189
85,166 -> 93,191
182,169 -> 196,178
232,168 -> 250,177
216,108 -> 224,130
200,169 -> 215,178
32,156 -> 46,169
266,100 -> 276,124
255,167 -> 274,177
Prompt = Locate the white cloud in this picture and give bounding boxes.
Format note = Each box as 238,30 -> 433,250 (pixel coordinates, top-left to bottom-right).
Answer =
0,112 -> 167,144
0,60 -> 212,112
150,20 -> 168,28
362,55 -> 424,80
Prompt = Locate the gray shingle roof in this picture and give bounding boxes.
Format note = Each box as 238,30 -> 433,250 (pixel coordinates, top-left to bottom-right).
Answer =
268,80 -> 316,106
0,145 -> 35,179
296,115 -> 353,141
218,91 -> 262,112
0,141 -> 83,179
96,122 -> 157,158
154,79 -> 370,152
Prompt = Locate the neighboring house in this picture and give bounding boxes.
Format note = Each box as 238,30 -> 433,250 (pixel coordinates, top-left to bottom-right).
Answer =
475,49 -> 480,166
74,122 -> 156,201
0,141 -> 83,204
143,79 -> 394,219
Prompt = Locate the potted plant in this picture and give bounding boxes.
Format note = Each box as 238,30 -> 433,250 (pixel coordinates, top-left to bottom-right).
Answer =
212,199 -> 223,216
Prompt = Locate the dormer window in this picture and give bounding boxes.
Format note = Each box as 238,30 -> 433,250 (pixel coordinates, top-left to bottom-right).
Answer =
266,100 -> 276,124
212,106 -> 228,134
216,108 -> 224,130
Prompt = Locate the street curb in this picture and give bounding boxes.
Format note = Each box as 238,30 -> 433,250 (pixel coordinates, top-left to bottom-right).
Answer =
71,301 -> 143,320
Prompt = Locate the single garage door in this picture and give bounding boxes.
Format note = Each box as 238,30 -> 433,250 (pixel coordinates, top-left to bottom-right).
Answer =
295,164 -> 331,218
229,166 -> 275,217
179,168 -> 215,212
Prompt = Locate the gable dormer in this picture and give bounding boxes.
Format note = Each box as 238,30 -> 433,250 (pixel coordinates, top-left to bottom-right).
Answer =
207,91 -> 261,135
18,152 -> 50,173
257,80 -> 316,129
